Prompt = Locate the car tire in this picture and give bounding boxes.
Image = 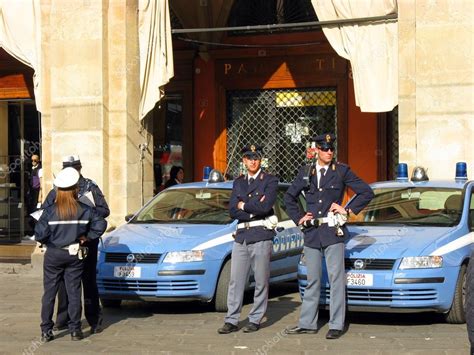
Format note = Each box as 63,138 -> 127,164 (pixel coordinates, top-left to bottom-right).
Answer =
214,260 -> 231,312
100,298 -> 122,308
445,264 -> 467,324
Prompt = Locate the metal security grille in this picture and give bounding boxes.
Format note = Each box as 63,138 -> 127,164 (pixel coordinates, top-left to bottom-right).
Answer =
226,88 -> 337,183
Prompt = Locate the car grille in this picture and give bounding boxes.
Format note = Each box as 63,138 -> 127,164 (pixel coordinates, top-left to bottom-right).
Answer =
104,253 -> 161,264
318,287 -> 438,302
345,258 -> 396,270
99,279 -> 199,292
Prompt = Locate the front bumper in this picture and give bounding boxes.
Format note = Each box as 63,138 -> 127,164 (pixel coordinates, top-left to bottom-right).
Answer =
297,263 -> 459,313
97,259 -> 222,302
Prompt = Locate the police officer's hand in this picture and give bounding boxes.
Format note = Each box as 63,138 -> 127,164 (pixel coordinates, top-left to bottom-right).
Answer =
298,212 -> 314,226
78,236 -> 88,245
237,201 -> 245,210
330,203 -> 347,215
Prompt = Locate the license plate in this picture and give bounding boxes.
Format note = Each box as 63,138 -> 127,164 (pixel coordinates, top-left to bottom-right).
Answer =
346,273 -> 373,286
114,266 -> 141,278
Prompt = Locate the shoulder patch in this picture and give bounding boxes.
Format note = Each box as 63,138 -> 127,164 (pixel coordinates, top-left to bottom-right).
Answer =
85,178 -> 98,186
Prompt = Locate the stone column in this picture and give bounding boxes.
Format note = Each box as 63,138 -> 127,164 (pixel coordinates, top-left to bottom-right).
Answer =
39,0 -> 154,228
398,0 -> 474,178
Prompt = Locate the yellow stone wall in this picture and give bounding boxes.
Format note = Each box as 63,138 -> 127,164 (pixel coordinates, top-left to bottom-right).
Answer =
39,0 -> 154,228
398,0 -> 474,179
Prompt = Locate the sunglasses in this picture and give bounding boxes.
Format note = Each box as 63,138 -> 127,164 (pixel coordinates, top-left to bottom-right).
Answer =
318,146 -> 335,152
32,159 -> 39,162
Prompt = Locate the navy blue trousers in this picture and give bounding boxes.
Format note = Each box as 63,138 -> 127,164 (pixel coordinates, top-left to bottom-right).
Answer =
56,238 -> 101,327
41,247 -> 84,333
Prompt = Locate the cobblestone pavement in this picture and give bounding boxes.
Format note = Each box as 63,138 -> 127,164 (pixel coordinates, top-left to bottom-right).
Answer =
0,271 -> 470,355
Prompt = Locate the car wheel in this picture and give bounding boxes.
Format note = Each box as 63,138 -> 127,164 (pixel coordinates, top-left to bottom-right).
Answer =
100,298 -> 122,308
214,260 -> 231,312
445,264 -> 467,324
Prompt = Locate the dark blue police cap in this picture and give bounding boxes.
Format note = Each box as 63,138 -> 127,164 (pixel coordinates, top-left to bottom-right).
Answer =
312,133 -> 336,149
241,144 -> 263,159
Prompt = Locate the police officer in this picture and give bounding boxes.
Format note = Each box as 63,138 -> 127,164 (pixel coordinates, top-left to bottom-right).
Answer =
43,155 -> 110,334
284,134 -> 373,339
217,145 -> 278,334
35,167 -> 107,341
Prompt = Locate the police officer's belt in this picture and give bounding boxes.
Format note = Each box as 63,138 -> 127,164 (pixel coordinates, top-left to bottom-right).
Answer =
236,215 -> 278,230
237,220 -> 266,229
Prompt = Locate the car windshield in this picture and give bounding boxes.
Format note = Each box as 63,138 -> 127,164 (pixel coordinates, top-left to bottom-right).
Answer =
131,188 -> 233,224
348,187 -> 463,227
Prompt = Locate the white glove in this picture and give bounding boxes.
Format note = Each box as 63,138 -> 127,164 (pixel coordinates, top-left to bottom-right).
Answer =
263,215 -> 279,230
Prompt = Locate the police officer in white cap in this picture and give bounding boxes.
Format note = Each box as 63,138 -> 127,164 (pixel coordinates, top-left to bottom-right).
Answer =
43,155 -> 110,334
35,167 -> 107,342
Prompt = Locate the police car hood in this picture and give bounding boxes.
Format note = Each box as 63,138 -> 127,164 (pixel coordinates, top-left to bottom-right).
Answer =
345,225 -> 457,259
101,222 -> 235,253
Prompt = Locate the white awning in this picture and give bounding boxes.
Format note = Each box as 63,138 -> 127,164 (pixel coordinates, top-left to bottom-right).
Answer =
139,0 -> 174,120
312,0 -> 398,113
0,0 -> 42,110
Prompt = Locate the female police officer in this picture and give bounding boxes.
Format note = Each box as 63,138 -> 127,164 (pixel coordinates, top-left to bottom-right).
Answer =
35,167 -> 107,342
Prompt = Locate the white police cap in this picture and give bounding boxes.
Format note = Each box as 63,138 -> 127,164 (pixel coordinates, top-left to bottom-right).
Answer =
62,155 -> 81,168
54,167 -> 80,188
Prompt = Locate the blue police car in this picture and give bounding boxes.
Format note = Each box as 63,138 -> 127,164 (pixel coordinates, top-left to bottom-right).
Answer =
298,163 -> 474,323
97,180 -> 304,311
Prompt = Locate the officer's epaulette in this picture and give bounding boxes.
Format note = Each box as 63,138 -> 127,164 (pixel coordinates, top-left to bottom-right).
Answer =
84,178 -> 98,187
335,161 -> 349,168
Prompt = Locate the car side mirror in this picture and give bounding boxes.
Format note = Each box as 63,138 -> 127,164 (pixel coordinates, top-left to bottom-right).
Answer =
125,214 -> 134,222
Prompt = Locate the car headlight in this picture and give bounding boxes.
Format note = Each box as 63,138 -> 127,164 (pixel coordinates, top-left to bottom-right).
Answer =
399,256 -> 443,269
163,250 -> 205,263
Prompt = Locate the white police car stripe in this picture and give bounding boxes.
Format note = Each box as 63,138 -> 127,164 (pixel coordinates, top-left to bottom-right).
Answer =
192,233 -> 234,250
48,220 -> 90,225
430,232 -> 474,256
191,220 -> 297,251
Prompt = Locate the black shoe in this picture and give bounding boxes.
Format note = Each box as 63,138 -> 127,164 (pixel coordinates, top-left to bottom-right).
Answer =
285,326 -> 318,335
242,322 -> 259,333
217,322 -> 238,334
325,329 -> 343,339
52,323 -> 68,332
90,318 -> 103,334
71,331 -> 84,341
41,332 -> 54,342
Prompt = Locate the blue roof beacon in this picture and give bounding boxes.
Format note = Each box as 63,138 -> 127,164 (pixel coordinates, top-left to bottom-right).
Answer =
298,162 -> 473,324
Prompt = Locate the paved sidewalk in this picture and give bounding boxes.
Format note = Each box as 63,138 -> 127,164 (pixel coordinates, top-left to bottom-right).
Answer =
0,271 -> 470,354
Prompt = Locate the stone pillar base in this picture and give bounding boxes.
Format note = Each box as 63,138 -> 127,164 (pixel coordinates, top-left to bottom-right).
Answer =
30,244 -> 46,274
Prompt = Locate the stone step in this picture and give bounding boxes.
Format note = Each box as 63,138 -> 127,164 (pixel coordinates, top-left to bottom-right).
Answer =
0,241 -> 36,264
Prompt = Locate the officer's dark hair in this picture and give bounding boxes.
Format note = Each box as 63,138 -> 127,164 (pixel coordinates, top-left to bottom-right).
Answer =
55,186 -> 79,219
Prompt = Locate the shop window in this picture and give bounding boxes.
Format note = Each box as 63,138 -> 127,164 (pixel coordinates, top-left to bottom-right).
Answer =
153,93 -> 183,192
228,0 -> 318,35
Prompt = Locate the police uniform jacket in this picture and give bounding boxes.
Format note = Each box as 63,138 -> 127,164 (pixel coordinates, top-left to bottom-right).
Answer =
229,171 -> 278,244
284,162 -> 374,248
43,176 -> 110,219
35,202 -> 107,248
